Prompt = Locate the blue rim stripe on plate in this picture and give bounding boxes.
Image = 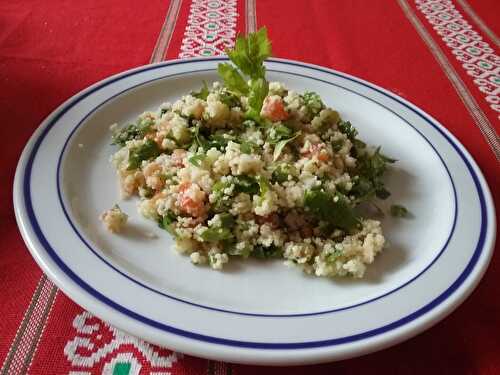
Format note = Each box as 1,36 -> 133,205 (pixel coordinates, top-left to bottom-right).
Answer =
55,67 -> 458,317
22,58 -> 488,348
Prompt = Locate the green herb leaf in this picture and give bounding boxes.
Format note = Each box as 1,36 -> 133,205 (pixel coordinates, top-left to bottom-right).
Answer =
219,90 -> 241,108
188,154 -> 206,167
352,139 -> 366,149
127,140 -> 160,170
158,211 -> 177,235
111,118 -> 154,147
192,126 -> 232,151
256,175 -> 270,197
240,141 -> 259,154
217,63 -> 249,96
303,189 -> 360,231
267,123 -> 293,144
111,124 -> 139,146
247,77 -> 269,115
201,227 -> 234,242
390,204 -> 409,218
380,153 -> 397,163
137,117 -> 154,135
233,175 -> 260,195
338,120 -> 358,140
247,27 -> 272,75
302,91 -> 325,117
218,28 -> 272,122
208,133 -> 232,150
252,245 -> 283,259
192,124 -> 207,150
375,187 -> 391,200
191,81 -> 210,100
325,249 -> 343,263
218,213 -> 236,228
273,131 -> 300,161
331,139 -> 344,152
210,181 -> 232,213
226,27 -> 271,80
226,243 -> 251,258
271,163 -> 297,183
351,147 -> 395,204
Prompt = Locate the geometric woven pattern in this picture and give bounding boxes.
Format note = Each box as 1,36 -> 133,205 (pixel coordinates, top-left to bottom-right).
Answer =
179,0 -> 238,58
416,0 -> 500,118
64,311 -> 182,374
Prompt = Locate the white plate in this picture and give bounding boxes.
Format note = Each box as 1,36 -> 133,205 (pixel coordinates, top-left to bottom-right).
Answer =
14,58 -> 496,365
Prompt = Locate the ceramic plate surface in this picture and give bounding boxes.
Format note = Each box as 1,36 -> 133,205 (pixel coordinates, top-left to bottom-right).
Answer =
14,58 -> 496,365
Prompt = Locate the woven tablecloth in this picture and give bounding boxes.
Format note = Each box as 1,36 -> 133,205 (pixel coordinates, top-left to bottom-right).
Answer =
1,0 -> 499,373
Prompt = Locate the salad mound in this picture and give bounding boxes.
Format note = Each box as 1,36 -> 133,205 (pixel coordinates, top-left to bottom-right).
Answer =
107,28 -> 398,278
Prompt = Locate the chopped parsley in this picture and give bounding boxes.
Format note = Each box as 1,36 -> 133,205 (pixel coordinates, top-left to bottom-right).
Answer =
302,91 -> 325,120
158,211 -> 177,235
338,120 -> 358,140
127,140 -> 160,170
303,189 -> 359,231
201,227 -> 233,242
111,117 -> 154,147
188,154 -> 206,167
191,81 -> 210,100
390,204 -> 409,218
252,245 -> 283,259
351,147 -> 396,203
240,140 -> 260,154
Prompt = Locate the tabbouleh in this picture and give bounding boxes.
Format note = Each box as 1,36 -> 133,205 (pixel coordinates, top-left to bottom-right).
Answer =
104,28 -> 398,278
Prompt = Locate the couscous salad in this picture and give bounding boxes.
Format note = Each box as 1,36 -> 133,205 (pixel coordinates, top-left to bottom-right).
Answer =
102,28 -> 401,278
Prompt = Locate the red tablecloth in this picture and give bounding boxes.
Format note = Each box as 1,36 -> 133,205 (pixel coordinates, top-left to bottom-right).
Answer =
1,0 -> 499,373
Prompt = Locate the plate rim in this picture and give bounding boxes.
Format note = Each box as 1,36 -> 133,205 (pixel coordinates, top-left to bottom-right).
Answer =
13,57 -> 496,364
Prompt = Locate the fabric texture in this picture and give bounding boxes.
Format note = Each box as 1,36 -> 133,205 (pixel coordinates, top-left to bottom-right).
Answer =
1,0 -> 498,373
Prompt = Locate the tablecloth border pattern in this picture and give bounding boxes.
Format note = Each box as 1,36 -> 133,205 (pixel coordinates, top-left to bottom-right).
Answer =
150,0 -> 184,63
398,0 -> 500,160
179,0 -> 238,58
63,311 -> 183,372
416,0 -> 500,121
455,0 -> 499,47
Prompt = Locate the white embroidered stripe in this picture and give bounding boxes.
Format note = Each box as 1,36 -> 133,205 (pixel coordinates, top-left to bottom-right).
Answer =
179,0 -> 238,58
455,0 -> 499,47
398,0 -> 500,160
64,311 -> 182,372
150,0 -> 184,63
0,275 -> 58,375
416,0 -> 500,122
245,0 -> 257,34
